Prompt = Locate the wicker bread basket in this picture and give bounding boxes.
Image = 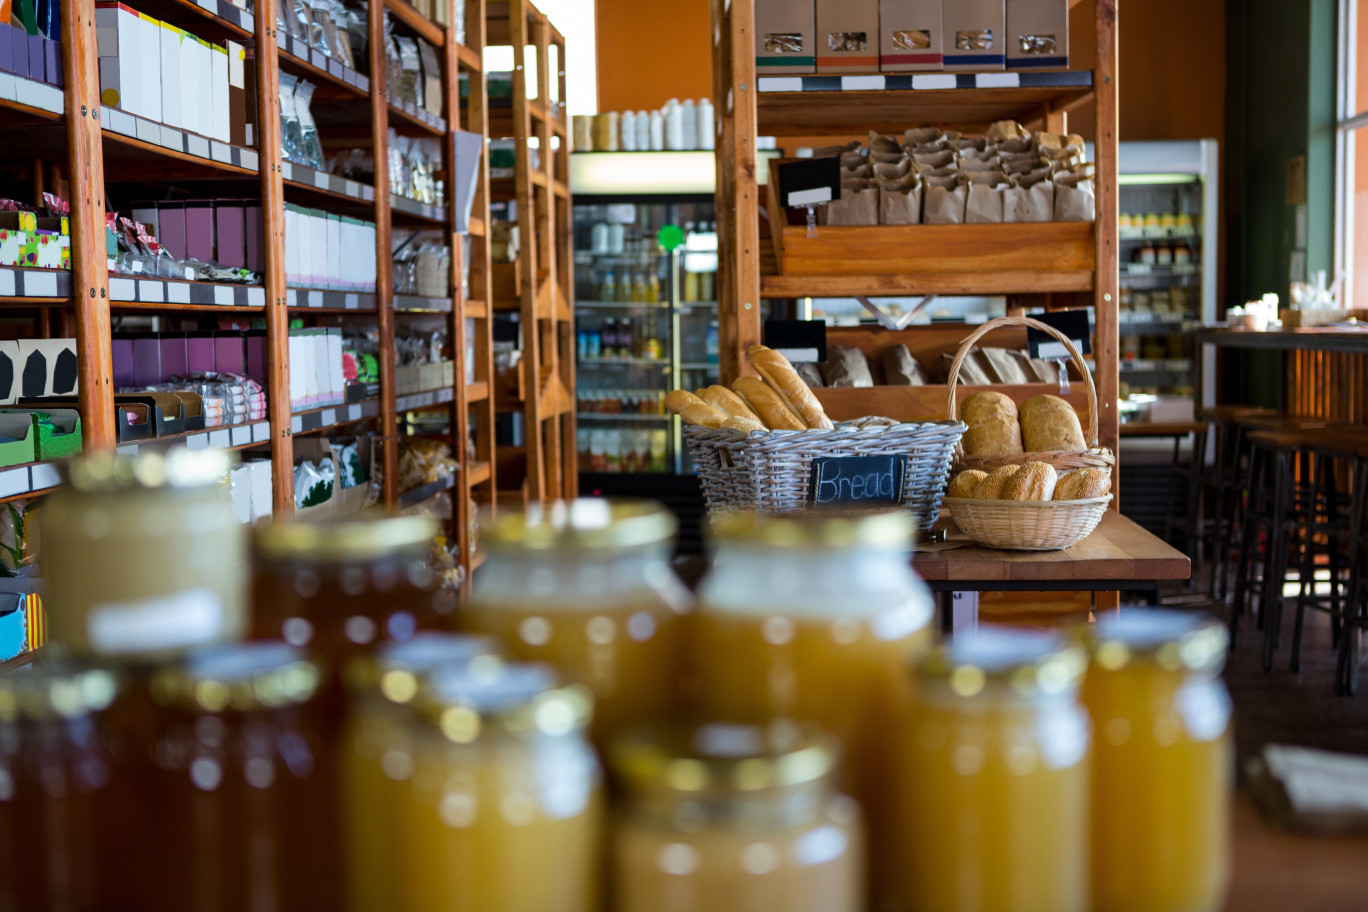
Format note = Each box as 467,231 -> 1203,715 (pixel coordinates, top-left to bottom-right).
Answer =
944,495 -> 1113,551
946,316 -> 1116,474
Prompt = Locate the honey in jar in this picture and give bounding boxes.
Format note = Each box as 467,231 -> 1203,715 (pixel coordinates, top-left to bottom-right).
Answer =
897,627 -> 1091,912
1084,610 -> 1233,912
402,663 -> 603,912
462,499 -> 692,742
694,510 -> 934,912
610,721 -> 863,912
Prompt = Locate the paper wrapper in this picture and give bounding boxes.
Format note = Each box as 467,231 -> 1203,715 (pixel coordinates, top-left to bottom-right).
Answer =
1004,170 -> 1054,223
965,171 -> 1012,224
879,174 -> 922,225
821,182 -> 879,226
1054,165 -> 1096,222
923,174 -> 968,224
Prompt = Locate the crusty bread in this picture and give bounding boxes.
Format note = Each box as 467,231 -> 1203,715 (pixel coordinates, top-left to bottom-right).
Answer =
722,416 -> 767,434
731,377 -> 806,431
973,465 -> 1022,500
698,385 -> 762,423
1053,467 -> 1112,500
959,391 -> 1024,458
1019,395 -> 1088,452
948,470 -> 989,499
678,403 -> 728,428
748,345 -> 835,429
1002,462 -> 1057,501
665,389 -> 707,415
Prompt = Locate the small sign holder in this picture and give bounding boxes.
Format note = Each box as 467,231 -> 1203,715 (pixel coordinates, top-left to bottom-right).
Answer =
1027,309 -> 1093,396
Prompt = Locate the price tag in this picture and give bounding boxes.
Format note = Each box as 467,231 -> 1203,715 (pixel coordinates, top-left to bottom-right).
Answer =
808,455 -> 907,508
1027,309 -> 1092,360
775,158 -> 841,208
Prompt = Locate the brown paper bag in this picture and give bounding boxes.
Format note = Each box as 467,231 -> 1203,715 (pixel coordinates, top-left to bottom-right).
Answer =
843,162 -> 874,179
913,149 -> 956,170
815,140 -> 864,158
922,174 -> 968,224
987,121 -> 1030,144
821,181 -> 879,226
997,136 -> 1037,155
878,174 -> 922,225
1001,152 -> 1048,175
868,131 -> 903,157
911,140 -> 952,155
1054,164 -> 1095,222
904,127 -> 945,146
874,158 -> 914,180
959,155 -> 1003,172
953,136 -> 988,153
965,171 -> 1012,223
840,150 -> 867,170
1040,133 -> 1086,172
1004,169 -> 1054,222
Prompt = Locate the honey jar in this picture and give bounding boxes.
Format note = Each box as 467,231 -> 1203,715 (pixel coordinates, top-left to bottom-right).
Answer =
1084,610 -> 1232,912
896,627 -> 1091,912
609,721 -> 863,912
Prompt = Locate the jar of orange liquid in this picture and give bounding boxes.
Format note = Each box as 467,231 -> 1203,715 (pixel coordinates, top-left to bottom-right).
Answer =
694,510 -> 934,912
1084,610 -> 1232,912
341,634 -> 503,912
897,627 -> 1091,912
402,663 -> 603,912
609,721 -> 863,912
462,499 -> 692,742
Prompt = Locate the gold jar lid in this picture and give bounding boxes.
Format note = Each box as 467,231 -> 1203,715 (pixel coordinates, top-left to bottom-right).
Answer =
708,509 -> 913,550
482,498 -> 676,551
1091,610 -> 1228,674
610,721 -> 836,794
414,662 -> 592,743
254,515 -> 437,561
65,447 -> 231,493
150,643 -> 319,712
0,663 -> 119,722
917,626 -> 1087,700
345,632 -> 503,703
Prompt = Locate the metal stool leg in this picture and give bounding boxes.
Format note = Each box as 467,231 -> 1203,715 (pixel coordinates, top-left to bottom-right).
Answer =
1262,448 -> 1295,672
1336,457 -> 1368,696
1230,445 -> 1267,650
1186,429 -> 1209,592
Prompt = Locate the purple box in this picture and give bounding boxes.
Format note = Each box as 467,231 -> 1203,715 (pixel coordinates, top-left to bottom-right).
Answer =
185,202 -> 214,264
158,204 -> 187,261
245,330 -> 267,384
9,25 -> 29,78
44,38 -> 61,88
187,334 -> 216,373
111,337 -> 135,390
159,334 -> 188,380
244,204 -> 263,272
214,203 -> 246,269
131,334 -> 163,387
27,34 -> 43,83
0,24 -> 12,74
213,333 -> 245,375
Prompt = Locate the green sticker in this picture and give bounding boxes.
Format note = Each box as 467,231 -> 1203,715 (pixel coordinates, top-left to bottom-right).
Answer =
657,224 -> 684,251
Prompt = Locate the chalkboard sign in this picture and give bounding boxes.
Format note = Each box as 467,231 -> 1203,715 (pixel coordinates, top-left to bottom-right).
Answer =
764,319 -> 827,363
775,158 -> 841,208
808,455 -> 907,508
1027,309 -> 1092,360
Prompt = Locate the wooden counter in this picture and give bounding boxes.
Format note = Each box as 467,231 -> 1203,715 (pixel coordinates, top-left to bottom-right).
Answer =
1197,325 -> 1368,354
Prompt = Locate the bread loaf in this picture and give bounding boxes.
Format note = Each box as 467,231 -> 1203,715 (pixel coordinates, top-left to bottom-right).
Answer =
665,390 -> 707,415
881,344 -> 926,386
747,345 -> 835,430
698,385 -> 762,423
973,465 -> 1022,499
732,377 -> 806,431
1053,467 -> 1112,500
722,416 -> 767,434
678,403 -> 729,428
820,346 -> 876,388
1002,462 -> 1057,501
1019,395 -> 1088,452
948,470 -> 989,499
959,391 -> 1024,458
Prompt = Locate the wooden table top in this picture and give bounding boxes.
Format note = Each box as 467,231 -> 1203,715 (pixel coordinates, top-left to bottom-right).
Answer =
1228,794 -> 1368,911
1196,326 -> 1368,354
913,512 -> 1190,589
1119,420 -> 1209,437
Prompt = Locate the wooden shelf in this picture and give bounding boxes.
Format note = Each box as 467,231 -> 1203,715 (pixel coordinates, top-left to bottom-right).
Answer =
132,0 -> 253,39
388,102 -> 448,137
467,460 -> 492,486
467,381 -> 490,402
385,0 -> 446,46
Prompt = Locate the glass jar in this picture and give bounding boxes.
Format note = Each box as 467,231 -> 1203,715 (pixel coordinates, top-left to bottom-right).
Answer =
610,721 -> 863,912
695,511 -> 934,912
43,448 -> 246,660
897,627 -> 1091,912
142,643 -> 332,912
341,633 -> 503,912
462,499 -> 692,743
1084,610 -> 1233,912
403,663 -> 603,912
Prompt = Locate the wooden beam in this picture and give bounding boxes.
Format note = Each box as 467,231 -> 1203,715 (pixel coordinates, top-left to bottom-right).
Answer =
372,0 -> 400,510
511,0 -> 544,503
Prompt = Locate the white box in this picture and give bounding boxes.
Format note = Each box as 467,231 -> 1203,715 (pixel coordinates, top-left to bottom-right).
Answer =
326,215 -> 341,290
95,3 -> 142,118
135,11 -> 162,123
306,330 -> 325,408
326,329 -> 345,405
309,210 -> 328,288
228,464 -> 252,524
159,23 -> 183,129
180,34 -> 208,137
210,43 -> 230,143
296,209 -> 314,288
285,205 -> 301,286
362,222 -> 377,291
246,458 -> 274,523
288,331 -> 308,410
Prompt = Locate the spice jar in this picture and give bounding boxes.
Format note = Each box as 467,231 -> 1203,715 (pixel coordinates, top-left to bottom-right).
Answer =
342,633 -> 503,912
462,499 -> 692,742
1084,610 -> 1232,912
43,448 -> 246,660
695,511 -> 934,912
897,627 -> 1091,912
610,721 -> 863,912
403,663 -> 602,912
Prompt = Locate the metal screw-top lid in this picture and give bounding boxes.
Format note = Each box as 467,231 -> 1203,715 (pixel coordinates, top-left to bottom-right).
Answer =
916,626 -> 1088,700
149,642 -> 320,712
254,515 -> 438,561
66,447 -> 231,493
610,720 -> 836,794
483,499 -> 676,551
1091,610 -> 1228,674
0,663 -> 120,722
345,632 -> 503,703
413,661 -> 593,742
708,509 -> 914,550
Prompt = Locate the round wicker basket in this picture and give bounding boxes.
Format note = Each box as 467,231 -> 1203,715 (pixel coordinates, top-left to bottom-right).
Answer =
946,315 -> 1116,474
943,495 -> 1113,551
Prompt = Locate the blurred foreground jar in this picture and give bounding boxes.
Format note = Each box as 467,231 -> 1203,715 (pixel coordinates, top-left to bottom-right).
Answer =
44,448 -> 245,659
403,663 -> 602,912
463,499 -> 692,741
695,510 -> 933,912
342,633 -> 503,912
897,627 -> 1091,912
610,721 -> 863,912
1084,611 -> 1233,912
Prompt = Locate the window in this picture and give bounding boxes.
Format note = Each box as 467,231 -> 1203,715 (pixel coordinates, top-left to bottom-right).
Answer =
1336,0 -> 1368,310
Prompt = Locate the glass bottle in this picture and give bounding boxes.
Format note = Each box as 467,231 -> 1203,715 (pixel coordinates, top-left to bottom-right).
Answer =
602,318 -> 618,359
1084,610 -> 1232,912
646,272 -> 661,304
461,499 -> 693,744
897,627 -> 1091,912
631,270 -> 648,303
600,269 -> 616,303
610,722 -> 863,912
695,511 -> 934,912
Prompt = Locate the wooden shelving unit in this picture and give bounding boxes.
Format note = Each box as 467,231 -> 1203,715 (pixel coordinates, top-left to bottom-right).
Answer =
709,0 -> 1120,459
487,0 -> 576,504
0,0 -> 493,580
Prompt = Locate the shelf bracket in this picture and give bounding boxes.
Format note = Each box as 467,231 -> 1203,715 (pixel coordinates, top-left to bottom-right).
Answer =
855,294 -> 936,332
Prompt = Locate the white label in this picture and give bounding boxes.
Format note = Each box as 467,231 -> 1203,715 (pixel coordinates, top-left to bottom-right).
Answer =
252,421 -> 270,442
30,462 -> 60,489
247,287 -> 265,307
167,281 -> 192,303
345,293 -> 359,309
347,405 -> 360,421
313,169 -> 329,189
788,187 -> 832,206
138,279 -> 165,302
0,271 -> 14,297
0,73 -> 17,102
0,468 -> 28,498
321,409 -> 336,427
210,141 -> 232,164
87,589 -> 225,654
290,415 -> 303,433
209,429 -> 231,448
776,347 -> 819,362
161,126 -> 183,150
108,277 -> 137,300
308,290 -> 323,307
840,75 -> 884,91
976,73 -> 1019,88
281,161 -> 295,181
187,134 -> 210,159
913,74 -> 957,90
231,425 -> 250,446
1033,340 -> 1075,360
214,285 -> 233,306
240,149 -> 259,171
186,433 -> 209,450
951,591 -> 979,633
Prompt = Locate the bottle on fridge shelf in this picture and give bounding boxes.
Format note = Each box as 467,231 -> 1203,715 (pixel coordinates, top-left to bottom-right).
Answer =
700,270 -> 715,302
577,328 -> 589,360
591,222 -> 610,254
621,111 -> 638,151
631,270 -> 647,303
683,269 -> 700,303
600,268 -> 616,302
680,100 -> 697,150
618,322 -> 633,359
635,111 -> 650,150
616,273 -> 633,303
698,97 -> 714,150
706,321 -> 719,365
587,324 -> 602,359
646,272 -> 661,304
602,318 -> 617,359
608,223 -> 626,255
650,430 -> 668,471
648,110 -> 665,150
663,100 -> 684,150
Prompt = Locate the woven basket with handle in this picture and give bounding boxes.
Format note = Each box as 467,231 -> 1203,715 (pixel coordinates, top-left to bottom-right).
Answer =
685,419 -> 966,531
946,315 -> 1116,474
944,495 -> 1113,551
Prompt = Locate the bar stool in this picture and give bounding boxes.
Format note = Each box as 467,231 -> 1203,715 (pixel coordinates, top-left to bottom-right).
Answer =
1118,421 -> 1209,586
1197,405 -> 1278,599
1335,433 -> 1368,696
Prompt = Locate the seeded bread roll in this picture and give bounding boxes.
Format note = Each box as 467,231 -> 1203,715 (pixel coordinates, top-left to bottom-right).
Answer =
973,465 -> 1022,500
698,385 -> 762,423
732,377 -> 806,431
722,416 -> 767,434
1019,395 -> 1088,452
959,391 -> 1024,458
748,345 -> 835,430
948,470 -> 989,499
1002,462 -> 1057,501
1053,467 -> 1112,500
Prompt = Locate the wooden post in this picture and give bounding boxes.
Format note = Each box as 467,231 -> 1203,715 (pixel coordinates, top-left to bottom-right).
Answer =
1095,0 -> 1121,612
62,2 -> 115,451
371,0 -> 400,510
551,26 -> 577,498
466,0 -> 498,528
511,0 -> 545,502
447,5 -> 471,564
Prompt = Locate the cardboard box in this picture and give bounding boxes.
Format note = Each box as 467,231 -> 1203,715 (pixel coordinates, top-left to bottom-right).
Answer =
944,0 -> 1006,71
755,0 -> 816,74
880,0 -> 943,71
159,22 -> 183,129
288,330 -> 308,411
210,43 -> 230,142
245,330 -> 268,384
95,3 -> 141,116
16,338 -> 78,398
158,202 -> 187,260
27,32 -> 43,83
160,333 -> 188,380
9,409 -> 83,461
816,0 -> 879,72
136,11 -> 162,122
245,204 -> 264,272
185,200 -> 214,263
187,334 -> 216,373
215,202 -> 245,268
326,329 -> 344,406
43,37 -> 60,87
309,209 -> 327,287
0,228 -> 27,268
179,25 -> 205,136
0,23 -> 14,75
1005,0 -> 1067,70
0,414 -> 37,467
129,333 -> 162,386
214,332 -> 246,375
110,337 -> 134,390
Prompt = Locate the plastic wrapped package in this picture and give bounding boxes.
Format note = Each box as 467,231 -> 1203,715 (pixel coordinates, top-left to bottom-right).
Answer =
335,441 -> 365,488
395,36 -> 423,108
294,79 -> 325,169
397,438 -> 458,490
294,459 -> 334,509
279,72 -> 305,166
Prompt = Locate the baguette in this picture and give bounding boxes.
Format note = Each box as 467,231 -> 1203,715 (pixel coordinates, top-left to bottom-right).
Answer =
948,469 -> 989,499
1053,467 -> 1111,500
677,403 -> 729,428
747,344 -> 835,430
731,377 -> 806,431
1001,462 -> 1057,501
665,389 -> 707,415
698,385 -> 762,423
973,465 -> 1022,500
722,416 -> 767,434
